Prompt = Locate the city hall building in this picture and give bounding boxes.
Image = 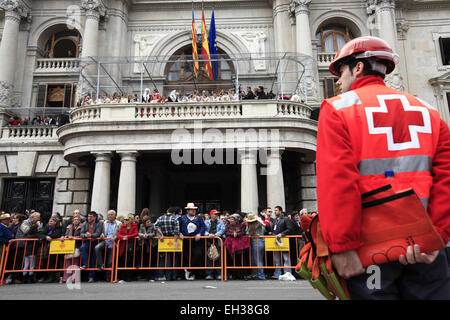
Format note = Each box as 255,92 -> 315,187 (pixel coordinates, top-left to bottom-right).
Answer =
0,0 -> 449,218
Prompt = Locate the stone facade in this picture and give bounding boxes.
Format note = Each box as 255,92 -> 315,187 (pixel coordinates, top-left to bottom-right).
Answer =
0,0 -> 449,217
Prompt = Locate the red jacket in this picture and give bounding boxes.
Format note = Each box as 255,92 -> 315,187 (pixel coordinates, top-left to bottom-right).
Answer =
117,223 -> 139,257
317,75 -> 450,253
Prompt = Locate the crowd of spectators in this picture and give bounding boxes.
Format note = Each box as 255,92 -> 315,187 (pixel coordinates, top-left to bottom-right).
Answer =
7,115 -> 68,127
75,86 -> 286,108
0,204 -> 312,284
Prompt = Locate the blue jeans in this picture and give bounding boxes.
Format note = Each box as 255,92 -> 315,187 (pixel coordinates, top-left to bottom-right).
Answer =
80,240 -> 97,280
157,252 -> 179,280
273,251 -> 291,278
205,240 -> 222,278
251,238 -> 266,280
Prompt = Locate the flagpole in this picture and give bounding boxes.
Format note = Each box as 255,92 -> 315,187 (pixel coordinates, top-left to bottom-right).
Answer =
191,1 -> 199,93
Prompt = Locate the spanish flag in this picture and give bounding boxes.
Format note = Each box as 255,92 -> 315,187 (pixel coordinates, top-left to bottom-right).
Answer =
191,9 -> 199,78
201,10 -> 213,80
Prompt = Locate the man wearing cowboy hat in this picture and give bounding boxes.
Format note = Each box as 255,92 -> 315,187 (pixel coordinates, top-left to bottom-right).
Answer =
180,203 -> 206,280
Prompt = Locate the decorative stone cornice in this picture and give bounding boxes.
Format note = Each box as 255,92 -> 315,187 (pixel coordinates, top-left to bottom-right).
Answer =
290,0 -> 311,15
81,0 -> 106,20
0,0 -> 31,23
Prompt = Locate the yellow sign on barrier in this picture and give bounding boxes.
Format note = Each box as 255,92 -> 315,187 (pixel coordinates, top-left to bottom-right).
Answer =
158,238 -> 183,252
49,240 -> 76,255
265,237 -> 290,251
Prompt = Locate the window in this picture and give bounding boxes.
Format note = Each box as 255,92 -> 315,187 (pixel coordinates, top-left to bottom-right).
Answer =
43,29 -> 82,58
323,78 -> 338,98
439,37 -> 450,65
316,25 -> 353,53
164,45 -> 235,96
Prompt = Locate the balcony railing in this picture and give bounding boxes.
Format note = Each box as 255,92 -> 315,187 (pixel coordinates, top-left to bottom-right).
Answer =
69,101 -> 312,123
317,52 -> 336,68
0,126 -> 59,141
35,58 -> 81,74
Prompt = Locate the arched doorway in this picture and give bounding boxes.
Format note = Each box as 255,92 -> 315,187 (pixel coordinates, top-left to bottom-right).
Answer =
164,45 -> 235,96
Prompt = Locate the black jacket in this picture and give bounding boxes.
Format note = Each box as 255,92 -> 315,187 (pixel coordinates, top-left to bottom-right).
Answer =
273,216 -> 296,236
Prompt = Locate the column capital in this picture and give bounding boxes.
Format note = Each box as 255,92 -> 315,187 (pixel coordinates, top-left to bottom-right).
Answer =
91,151 -> 113,161
0,0 -> 31,23
81,0 -> 106,19
291,0 -> 311,15
366,0 -> 395,15
117,151 -> 139,162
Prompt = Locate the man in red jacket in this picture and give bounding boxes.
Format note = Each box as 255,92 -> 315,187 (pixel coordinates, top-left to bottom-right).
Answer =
316,36 -> 450,299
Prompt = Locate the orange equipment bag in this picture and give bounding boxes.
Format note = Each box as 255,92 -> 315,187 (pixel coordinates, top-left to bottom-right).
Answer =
296,214 -> 351,300
358,184 -> 445,267
296,184 -> 445,300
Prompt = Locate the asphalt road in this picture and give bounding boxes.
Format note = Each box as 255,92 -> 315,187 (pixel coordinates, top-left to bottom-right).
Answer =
0,279 -> 325,300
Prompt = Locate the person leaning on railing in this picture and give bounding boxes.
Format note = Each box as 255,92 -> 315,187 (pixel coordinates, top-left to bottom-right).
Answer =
79,211 -> 103,283
136,216 -> 158,280
95,210 -> 122,281
13,212 -> 42,284
60,215 -> 82,283
117,214 -> 139,282
37,217 -> 63,283
204,209 -> 225,280
245,213 -> 266,281
154,207 -> 181,281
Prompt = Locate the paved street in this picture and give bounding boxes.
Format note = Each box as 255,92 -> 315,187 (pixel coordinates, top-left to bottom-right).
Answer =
0,279 -> 324,300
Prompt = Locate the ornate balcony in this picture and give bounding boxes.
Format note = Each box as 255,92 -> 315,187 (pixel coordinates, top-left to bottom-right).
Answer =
69,100 -> 313,123
317,52 -> 336,69
34,58 -> 81,75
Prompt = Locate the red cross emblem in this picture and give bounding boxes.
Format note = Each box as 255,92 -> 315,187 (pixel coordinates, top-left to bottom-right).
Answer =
365,95 -> 432,151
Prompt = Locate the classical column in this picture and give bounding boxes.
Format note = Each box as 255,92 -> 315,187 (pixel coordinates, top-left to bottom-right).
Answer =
273,0 -> 293,55
292,0 -> 313,57
291,0 -> 319,104
0,0 -> 30,107
266,149 -> 285,211
79,0 -> 106,98
240,149 -> 259,215
367,0 -> 404,91
81,0 -> 105,61
90,152 -> 112,216
117,151 -> 138,216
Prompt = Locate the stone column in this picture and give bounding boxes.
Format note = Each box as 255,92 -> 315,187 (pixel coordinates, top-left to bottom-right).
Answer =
90,152 -> 112,216
266,149 -> 286,211
117,151 -> 138,216
79,0 -> 106,98
0,0 -> 30,107
292,0 -> 313,57
291,0 -> 319,104
367,0 -> 404,91
239,149 -> 259,215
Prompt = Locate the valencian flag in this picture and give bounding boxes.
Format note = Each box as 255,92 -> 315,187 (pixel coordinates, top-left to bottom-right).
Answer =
201,9 -> 213,80
191,9 -> 200,78
208,9 -> 219,80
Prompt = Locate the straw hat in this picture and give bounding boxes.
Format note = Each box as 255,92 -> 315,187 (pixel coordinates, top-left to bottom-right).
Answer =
245,213 -> 258,223
0,213 -> 11,221
184,203 -> 198,210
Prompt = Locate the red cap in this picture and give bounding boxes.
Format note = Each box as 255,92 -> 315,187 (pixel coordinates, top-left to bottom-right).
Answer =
210,209 -> 219,215
329,36 -> 399,76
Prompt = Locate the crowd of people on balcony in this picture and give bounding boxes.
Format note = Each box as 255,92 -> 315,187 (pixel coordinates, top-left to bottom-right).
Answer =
0,204 -> 313,284
75,86 -> 286,108
7,115 -> 66,127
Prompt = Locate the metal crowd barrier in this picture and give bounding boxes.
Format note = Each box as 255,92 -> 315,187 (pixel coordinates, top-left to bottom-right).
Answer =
0,238 -> 116,285
114,236 -> 224,282
223,235 -> 305,281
